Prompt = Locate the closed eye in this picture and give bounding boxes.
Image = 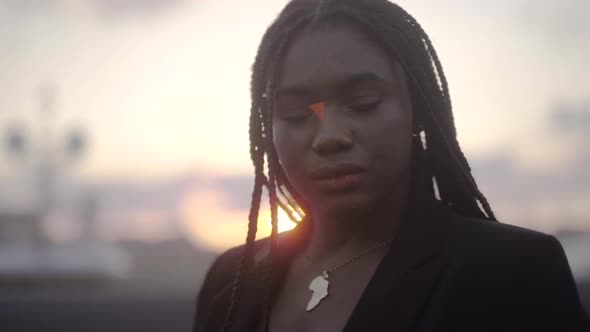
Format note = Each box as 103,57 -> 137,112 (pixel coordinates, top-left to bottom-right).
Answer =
280,108 -> 311,123
349,99 -> 382,112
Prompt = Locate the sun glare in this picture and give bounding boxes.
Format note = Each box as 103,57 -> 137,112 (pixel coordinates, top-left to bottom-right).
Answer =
179,187 -> 298,252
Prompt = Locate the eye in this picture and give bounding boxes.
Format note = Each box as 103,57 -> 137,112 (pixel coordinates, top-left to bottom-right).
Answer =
349,98 -> 382,112
284,112 -> 310,123
277,106 -> 311,123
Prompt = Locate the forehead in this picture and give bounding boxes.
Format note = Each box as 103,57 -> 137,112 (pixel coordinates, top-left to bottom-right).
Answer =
277,23 -> 397,92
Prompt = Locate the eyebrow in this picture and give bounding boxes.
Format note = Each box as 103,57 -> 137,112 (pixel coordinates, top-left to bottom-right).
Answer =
275,72 -> 389,98
339,72 -> 389,88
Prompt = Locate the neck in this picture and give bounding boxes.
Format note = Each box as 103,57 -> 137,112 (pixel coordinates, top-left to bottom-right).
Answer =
304,179 -> 411,261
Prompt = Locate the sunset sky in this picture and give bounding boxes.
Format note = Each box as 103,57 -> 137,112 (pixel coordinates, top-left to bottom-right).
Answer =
0,0 -> 588,251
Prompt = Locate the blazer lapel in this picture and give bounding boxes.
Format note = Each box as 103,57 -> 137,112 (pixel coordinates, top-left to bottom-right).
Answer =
343,199 -> 451,332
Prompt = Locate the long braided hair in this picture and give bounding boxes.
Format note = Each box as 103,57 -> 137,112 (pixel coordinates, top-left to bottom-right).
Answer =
221,0 -> 496,330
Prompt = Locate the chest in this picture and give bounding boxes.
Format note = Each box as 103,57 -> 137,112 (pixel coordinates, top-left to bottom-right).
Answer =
263,253 -> 384,332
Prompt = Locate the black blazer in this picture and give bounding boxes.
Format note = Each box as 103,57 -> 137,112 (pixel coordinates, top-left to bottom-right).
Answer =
194,199 -> 590,332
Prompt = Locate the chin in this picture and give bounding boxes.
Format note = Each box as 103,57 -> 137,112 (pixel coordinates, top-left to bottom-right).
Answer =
310,190 -> 374,217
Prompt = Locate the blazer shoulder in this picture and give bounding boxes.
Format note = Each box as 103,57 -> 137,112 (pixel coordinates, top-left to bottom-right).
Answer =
194,227 -> 300,310
193,236 -> 269,331
447,212 -> 559,258
196,235 -> 272,306
442,212 -> 590,329
442,211 -> 575,282
193,229 -> 300,331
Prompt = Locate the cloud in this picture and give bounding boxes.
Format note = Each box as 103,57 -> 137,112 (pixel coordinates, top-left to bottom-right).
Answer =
550,100 -> 590,134
515,0 -> 590,46
0,0 -> 187,17
473,158 -> 590,232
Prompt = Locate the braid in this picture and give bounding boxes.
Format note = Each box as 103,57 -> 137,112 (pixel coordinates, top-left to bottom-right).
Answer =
339,3 -> 494,219
223,0 -> 498,329
220,107 -> 267,331
338,11 -> 478,213
222,11 -> 314,330
258,17 -> 311,331
388,3 -> 495,218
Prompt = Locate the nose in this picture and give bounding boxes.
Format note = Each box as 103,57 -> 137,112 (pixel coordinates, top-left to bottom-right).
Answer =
311,104 -> 353,155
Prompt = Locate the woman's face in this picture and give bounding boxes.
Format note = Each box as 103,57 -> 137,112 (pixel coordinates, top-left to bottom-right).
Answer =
272,23 -> 414,215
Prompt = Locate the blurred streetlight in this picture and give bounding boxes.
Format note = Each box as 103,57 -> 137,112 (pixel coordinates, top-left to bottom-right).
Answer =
2,82 -> 89,226
4,125 -> 28,160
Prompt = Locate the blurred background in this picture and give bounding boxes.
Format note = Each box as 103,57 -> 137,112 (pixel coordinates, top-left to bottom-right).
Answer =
0,0 -> 588,331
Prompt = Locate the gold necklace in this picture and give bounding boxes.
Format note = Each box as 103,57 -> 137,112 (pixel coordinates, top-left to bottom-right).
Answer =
305,238 -> 394,311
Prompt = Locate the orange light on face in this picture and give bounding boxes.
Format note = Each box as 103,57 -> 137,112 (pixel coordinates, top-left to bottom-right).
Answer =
309,101 -> 326,121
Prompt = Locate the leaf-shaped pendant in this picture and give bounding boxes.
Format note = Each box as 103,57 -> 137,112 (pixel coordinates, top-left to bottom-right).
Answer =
306,271 -> 329,311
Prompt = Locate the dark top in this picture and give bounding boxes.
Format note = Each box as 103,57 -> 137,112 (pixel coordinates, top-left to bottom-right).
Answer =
193,198 -> 590,332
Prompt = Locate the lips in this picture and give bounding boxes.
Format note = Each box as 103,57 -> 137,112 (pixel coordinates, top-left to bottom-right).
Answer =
309,164 -> 365,192
309,163 -> 365,180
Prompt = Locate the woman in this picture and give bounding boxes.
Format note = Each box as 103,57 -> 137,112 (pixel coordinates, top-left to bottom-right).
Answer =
194,0 -> 590,331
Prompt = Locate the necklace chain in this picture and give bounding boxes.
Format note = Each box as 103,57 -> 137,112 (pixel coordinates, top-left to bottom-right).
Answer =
304,238 -> 395,275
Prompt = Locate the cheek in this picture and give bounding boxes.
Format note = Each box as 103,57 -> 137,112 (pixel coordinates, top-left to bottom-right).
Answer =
272,128 -> 312,198
366,102 -> 413,173
272,122 -> 310,178
272,122 -> 293,163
